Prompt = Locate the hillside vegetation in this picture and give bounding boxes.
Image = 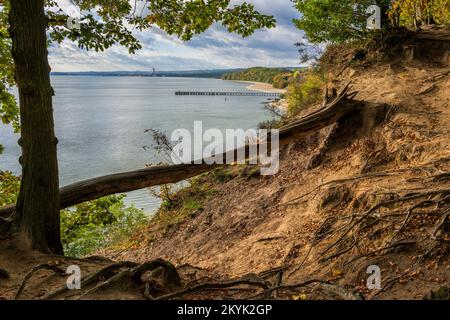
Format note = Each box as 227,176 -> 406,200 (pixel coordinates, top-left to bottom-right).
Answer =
1,29 -> 449,300
221,67 -> 295,89
1,0 -> 449,301
95,29 -> 450,300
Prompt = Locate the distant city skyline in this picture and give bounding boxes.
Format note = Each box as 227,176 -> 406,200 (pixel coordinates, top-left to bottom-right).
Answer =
49,0 -> 304,72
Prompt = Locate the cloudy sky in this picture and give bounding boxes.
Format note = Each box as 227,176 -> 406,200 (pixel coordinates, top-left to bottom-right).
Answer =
49,0 -> 304,72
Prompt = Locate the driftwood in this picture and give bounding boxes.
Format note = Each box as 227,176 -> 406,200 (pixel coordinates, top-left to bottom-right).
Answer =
0,83 -> 360,219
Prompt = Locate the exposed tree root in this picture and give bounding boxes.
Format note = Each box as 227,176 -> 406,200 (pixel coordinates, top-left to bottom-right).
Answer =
371,240 -> 441,298
283,167 -> 450,208
250,279 -> 363,300
75,269 -> 133,300
13,186 -> 447,301
344,239 -> 418,266
321,236 -> 357,263
14,263 -> 66,299
40,261 -> 139,300
155,277 -> 270,300
360,148 -> 385,173
286,172 -> 450,297
389,199 -> 436,242
282,172 -> 400,207
39,259 -> 188,300
258,266 -> 289,279
431,210 -> 450,240
23,257 -> 360,301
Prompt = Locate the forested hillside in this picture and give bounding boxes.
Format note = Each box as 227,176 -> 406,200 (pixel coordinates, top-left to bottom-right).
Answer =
221,67 -> 294,88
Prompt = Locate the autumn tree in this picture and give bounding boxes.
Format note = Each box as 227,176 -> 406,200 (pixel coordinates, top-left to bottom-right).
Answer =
293,0 -> 449,43
0,0 -> 275,254
390,0 -> 450,28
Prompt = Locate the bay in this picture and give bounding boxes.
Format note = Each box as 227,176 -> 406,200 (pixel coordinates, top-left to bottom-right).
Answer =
0,76 -> 273,213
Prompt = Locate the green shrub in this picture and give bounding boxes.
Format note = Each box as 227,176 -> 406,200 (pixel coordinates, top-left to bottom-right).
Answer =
212,168 -> 236,183
149,178 -> 216,233
0,171 -> 148,257
258,118 -> 284,130
287,70 -> 325,115
0,170 -> 20,206
60,195 -> 148,257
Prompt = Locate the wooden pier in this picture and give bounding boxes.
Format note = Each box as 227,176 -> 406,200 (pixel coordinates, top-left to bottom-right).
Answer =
175,91 -> 281,97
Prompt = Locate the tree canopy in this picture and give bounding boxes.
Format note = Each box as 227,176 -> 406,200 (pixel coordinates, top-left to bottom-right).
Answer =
293,0 -> 449,43
293,0 -> 380,43
0,0 -> 276,151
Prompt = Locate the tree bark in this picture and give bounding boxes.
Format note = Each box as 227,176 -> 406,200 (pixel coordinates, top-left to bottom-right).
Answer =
8,0 -> 63,254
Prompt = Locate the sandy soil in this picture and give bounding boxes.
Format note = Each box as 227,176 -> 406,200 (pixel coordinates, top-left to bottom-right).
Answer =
1,35 -> 449,300
234,80 -> 287,94
102,56 -> 450,299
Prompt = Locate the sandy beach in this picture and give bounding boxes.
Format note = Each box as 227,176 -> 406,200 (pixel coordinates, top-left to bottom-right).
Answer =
233,80 -> 287,94
236,81 -> 289,112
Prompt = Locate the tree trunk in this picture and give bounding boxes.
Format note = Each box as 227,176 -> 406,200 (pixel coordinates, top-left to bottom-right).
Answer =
377,0 -> 390,30
9,0 -> 63,254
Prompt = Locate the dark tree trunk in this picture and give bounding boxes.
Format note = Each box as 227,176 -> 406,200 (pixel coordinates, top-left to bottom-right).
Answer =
9,0 -> 63,254
377,0 -> 391,30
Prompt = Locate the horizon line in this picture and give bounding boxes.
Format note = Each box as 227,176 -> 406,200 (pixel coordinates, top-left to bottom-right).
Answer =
51,67 -> 300,74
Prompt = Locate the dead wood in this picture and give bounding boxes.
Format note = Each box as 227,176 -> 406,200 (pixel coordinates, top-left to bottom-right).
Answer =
258,266 -> 289,279
0,83 -> 361,219
39,261 -> 138,300
431,210 -> 450,240
75,269 -> 132,300
344,239 -> 417,266
360,148 -> 385,173
250,279 -> 363,300
154,277 -> 270,300
14,264 -> 66,299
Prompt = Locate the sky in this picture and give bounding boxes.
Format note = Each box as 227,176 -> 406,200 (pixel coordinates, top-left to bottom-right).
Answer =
49,0 -> 304,72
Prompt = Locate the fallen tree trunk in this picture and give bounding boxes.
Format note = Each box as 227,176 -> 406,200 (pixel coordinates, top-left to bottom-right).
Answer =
0,84 -> 361,219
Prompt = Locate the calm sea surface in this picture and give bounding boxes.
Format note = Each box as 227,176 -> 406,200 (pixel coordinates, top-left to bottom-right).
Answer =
0,76 -> 273,213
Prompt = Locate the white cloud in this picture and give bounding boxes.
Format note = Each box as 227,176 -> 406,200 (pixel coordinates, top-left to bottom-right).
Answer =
49,0 -> 304,71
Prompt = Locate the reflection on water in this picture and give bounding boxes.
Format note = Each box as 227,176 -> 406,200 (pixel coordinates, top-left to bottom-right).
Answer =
0,76 -> 272,214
